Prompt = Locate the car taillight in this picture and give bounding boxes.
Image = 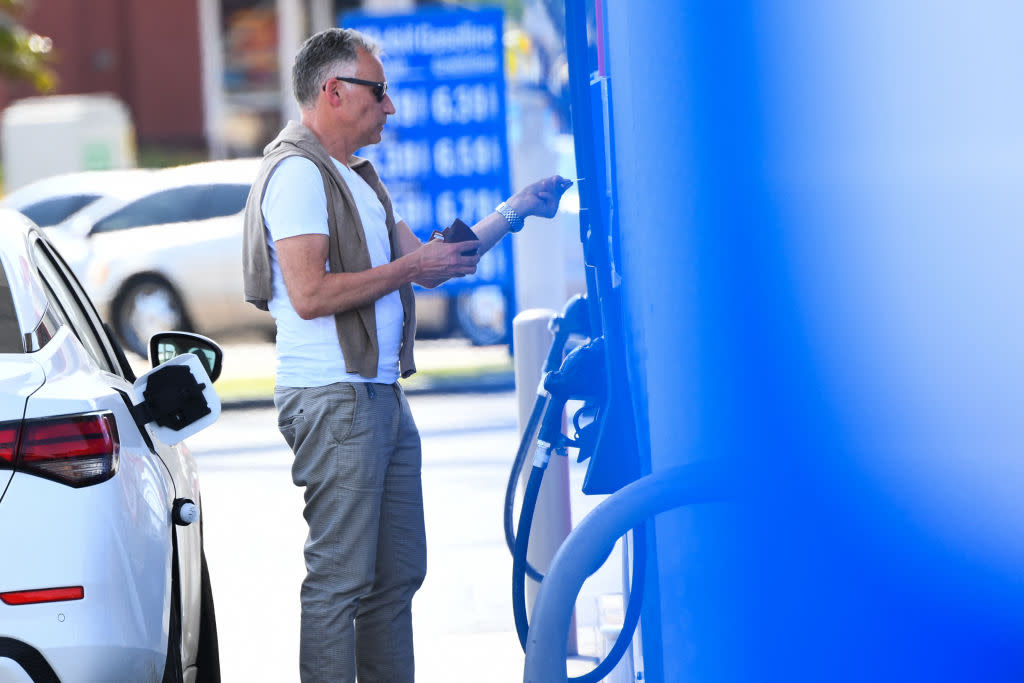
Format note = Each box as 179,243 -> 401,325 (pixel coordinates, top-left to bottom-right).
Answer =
0,424 -> 17,467
3,412 -> 119,488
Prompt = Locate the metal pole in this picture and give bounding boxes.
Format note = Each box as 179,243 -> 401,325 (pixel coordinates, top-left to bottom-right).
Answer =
362,0 -> 415,10
310,0 -> 334,32
196,0 -> 226,159
275,0 -> 303,126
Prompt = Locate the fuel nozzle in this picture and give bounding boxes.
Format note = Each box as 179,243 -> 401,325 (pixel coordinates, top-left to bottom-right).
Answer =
537,337 -> 607,456
542,294 -> 591,375
550,293 -> 590,339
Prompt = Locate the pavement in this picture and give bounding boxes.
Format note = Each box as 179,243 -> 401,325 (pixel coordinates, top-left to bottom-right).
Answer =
211,337 -> 517,406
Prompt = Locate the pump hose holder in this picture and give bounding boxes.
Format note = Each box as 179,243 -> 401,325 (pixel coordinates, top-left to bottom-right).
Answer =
522,459 -> 729,683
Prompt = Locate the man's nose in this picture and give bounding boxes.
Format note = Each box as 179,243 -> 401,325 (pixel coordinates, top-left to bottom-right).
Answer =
383,93 -> 396,115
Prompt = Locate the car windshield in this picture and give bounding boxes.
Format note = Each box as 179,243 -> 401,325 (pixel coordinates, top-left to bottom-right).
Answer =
90,183 -> 251,234
21,194 -> 102,227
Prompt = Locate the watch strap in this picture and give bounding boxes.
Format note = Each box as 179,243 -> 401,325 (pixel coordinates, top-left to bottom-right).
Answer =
495,201 -> 524,233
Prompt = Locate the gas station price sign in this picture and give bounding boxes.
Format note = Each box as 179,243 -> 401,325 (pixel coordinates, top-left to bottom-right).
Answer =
343,8 -> 512,291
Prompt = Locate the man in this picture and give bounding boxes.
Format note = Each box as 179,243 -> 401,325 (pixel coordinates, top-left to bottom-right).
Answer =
241,27 -> 572,683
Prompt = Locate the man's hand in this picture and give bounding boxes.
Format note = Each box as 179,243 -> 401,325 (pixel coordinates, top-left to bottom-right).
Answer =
506,175 -> 574,220
409,237 -> 481,287
403,175 -> 573,275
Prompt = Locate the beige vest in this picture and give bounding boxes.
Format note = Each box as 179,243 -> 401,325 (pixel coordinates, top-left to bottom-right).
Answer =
241,121 -> 417,379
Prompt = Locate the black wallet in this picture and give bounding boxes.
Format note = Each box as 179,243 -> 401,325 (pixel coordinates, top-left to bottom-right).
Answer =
432,218 -> 479,255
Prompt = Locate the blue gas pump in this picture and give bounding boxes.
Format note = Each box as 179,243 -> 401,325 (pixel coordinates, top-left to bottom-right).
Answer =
518,1 -> 1024,682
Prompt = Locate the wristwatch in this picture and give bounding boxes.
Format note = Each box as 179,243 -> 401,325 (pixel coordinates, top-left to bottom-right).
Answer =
495,201 -> 524,233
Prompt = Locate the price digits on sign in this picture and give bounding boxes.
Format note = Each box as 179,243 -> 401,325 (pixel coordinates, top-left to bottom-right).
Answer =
429,83 -> 501,125
434,188 -> 504,226
432,136 -> 503,178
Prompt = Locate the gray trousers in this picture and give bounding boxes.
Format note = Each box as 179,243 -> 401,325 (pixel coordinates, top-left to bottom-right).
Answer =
275,381 -> 427,683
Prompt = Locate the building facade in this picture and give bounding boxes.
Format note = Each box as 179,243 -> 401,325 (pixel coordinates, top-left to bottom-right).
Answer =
0,0 -> 413,156
0,0 -> 205,148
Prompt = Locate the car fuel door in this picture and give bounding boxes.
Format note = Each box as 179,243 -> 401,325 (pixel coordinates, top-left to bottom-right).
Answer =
130,353 -> 221,446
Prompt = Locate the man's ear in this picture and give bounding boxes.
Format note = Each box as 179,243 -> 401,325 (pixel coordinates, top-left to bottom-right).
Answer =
325,82 -> 344,106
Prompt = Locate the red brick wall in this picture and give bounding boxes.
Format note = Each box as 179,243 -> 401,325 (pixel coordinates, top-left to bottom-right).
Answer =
0,0 -> 205,148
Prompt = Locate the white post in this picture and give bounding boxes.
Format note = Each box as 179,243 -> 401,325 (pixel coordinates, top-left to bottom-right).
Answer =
362,0 -> 415,10
310,0 -> 334,32
276,0 -> 304,126
509,88 -> 568,314
513,309 -> 578,656
197,0 -> 226,159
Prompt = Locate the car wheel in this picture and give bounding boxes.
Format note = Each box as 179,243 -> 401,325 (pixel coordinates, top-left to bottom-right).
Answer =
196,548 -> 221,682
454,285 -> 508,346
113,276 -> 189,356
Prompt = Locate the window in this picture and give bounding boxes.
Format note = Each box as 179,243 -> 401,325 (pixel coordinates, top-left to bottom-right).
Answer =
90,183 -> 250,234
20,194 -> 102,227
0,258 -> 25,352
30,240 -> 117,376
198,184 -> 251,221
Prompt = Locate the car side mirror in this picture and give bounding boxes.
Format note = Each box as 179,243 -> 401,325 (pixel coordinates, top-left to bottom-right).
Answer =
149,331 -> 223,383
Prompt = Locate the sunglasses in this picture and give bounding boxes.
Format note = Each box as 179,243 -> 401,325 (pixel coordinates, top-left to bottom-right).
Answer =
323,76 -> 388,102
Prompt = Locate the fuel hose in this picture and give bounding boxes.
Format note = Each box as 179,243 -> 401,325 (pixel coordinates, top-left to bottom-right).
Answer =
511,395 -> 648,683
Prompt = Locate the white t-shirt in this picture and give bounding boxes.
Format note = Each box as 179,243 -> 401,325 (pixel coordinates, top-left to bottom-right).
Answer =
261,155 -> 405,387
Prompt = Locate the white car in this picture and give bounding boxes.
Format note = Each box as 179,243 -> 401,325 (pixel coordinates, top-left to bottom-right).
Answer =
0,210 -> 222,682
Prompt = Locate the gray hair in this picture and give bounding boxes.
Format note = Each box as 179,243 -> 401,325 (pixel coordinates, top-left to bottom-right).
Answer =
292,28 -> 380,109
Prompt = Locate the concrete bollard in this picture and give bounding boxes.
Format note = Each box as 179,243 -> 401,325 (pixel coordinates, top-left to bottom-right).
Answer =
513,309 -> 577,656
